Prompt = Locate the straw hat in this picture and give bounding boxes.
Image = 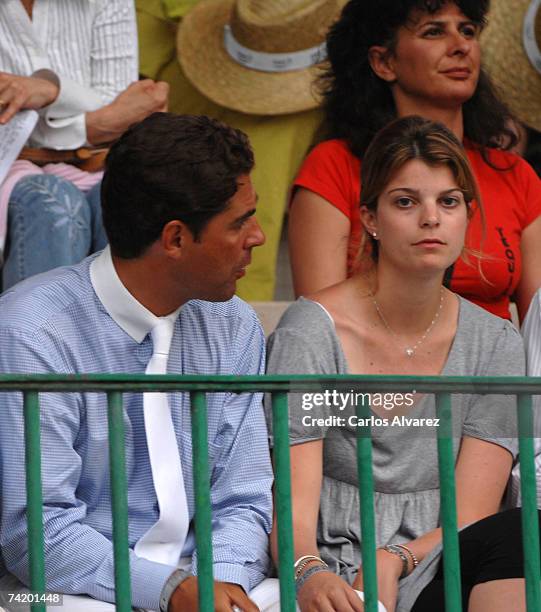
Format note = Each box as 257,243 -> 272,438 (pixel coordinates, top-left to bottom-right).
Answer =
481,0 -> 541,131
177,0 -> 345,115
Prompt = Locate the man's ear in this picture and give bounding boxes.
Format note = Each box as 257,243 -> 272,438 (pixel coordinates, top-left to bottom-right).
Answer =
161,219 -> 187,258
360,205 -> 378,237
368,45 -> 397,83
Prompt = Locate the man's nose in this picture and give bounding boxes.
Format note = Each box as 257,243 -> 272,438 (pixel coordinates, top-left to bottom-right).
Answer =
247,217 -> 266,247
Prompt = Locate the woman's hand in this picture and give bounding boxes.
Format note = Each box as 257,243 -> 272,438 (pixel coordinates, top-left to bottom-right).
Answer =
107,79 -> 169,120
86,79 -> 169,145
297,570 -> 365,611
352,548 -> 403,612
0,72 -> 59,124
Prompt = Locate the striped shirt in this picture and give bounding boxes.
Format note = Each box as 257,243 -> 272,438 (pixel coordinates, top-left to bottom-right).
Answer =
0,253 -> 273,610
511,289 -> 541,506
0,0 -> 138,149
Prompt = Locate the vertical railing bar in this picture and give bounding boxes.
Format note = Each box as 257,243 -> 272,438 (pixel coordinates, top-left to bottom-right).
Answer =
436,392 -> 462,612
356,399 -> 378,612
107,391 -> 132,611
24,391 -> 46,612
517,394 -> 541,612
190,391 -> 214,612
272,391 -> 296,611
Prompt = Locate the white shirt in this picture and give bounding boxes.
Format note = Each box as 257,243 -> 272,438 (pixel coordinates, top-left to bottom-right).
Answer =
512,289 -> 541,506
0,0 -> 138,149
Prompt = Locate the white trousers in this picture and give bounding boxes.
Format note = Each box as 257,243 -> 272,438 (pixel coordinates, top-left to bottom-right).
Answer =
0,574 -> 280,612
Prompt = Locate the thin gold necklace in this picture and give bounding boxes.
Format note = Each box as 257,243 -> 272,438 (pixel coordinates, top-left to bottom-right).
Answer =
372,288 -> 445,357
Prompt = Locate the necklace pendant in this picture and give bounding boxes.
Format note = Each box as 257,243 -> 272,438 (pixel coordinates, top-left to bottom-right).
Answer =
373,288 -> 444,359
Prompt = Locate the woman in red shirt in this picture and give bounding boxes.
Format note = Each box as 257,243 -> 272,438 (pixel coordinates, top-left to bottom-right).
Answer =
289,0 -> 541,320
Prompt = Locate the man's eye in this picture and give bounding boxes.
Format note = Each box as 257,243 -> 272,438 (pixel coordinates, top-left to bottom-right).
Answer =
233,218 -> 248,229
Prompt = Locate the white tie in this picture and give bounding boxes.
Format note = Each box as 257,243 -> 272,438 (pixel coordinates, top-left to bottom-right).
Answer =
134,317 -> 189,566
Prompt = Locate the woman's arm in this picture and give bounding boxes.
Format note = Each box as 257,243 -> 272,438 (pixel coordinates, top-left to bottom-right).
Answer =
403,437 -> 512,564
515,215 -> 541,322
271,441 -> 322,564
288,188 -> 350,297
271,440 -> 364,612
353,437 -> 512,611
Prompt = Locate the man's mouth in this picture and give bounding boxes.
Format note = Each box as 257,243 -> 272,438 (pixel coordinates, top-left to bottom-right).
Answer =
235,258 -> 251,278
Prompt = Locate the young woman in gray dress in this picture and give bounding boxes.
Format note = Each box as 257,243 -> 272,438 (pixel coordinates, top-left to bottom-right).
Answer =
267,116 -> 533,611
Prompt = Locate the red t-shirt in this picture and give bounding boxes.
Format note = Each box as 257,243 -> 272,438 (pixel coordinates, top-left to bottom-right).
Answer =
294,139 -> 541,319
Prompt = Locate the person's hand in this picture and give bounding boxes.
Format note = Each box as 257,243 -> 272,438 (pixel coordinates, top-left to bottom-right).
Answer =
168,577 -> 260,612
86,79 -> 169,145
0,72 -> 59,124
352,548 -> 402,612
108,79 -> 169,121
297,570 -> 365,611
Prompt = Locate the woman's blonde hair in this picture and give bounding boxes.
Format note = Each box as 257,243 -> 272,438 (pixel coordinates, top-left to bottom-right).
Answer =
357,115 -> 486,271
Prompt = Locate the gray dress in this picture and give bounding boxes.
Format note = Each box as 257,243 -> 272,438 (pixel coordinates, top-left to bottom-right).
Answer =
265,296 -> 525,611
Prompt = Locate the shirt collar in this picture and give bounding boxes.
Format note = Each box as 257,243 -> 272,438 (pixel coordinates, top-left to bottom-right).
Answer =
90,246 -> 181,343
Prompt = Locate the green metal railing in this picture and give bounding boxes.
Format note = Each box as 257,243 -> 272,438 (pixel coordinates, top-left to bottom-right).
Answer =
1,374 -> 540,612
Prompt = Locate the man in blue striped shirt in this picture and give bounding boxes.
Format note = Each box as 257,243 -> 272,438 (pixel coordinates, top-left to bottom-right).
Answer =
0,113 -> 276,611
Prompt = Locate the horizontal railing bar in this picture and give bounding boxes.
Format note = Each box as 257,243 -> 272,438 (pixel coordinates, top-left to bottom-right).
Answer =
2,374 -> 541,394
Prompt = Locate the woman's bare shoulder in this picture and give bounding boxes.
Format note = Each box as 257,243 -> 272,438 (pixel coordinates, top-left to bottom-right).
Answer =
306,276 -> 372,324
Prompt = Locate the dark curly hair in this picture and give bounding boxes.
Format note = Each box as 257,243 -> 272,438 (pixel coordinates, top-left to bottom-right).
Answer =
101,113 -> 254,258
318,0 -> 517,163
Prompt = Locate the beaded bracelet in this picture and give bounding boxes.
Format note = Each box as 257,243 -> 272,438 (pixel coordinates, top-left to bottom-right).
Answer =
394,543 -> 419,571
295,564 -> 331,594
294,554 -> 328,579
382,545 -> 409,579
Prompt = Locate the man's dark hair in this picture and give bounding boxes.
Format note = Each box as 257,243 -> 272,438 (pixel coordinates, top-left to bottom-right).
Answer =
101,113 -> 254,258
318,0 -> 518,163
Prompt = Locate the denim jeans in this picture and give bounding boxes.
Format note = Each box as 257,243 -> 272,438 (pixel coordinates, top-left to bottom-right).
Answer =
2,174 -> 107,290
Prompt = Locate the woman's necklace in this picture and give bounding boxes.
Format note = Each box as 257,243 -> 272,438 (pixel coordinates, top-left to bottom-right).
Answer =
372,289 -> 445,357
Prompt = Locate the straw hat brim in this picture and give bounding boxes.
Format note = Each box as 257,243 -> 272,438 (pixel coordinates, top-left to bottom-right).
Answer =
177,0 -> 325,116
481,0 -> 541,132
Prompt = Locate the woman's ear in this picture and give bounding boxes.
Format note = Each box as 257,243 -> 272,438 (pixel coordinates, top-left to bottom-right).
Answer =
360,205 -> 378,238
368,45 -> 397,83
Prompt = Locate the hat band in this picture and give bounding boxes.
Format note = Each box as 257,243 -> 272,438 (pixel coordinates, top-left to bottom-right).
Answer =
523,0 -> 541,74
223,25 -> 327,73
